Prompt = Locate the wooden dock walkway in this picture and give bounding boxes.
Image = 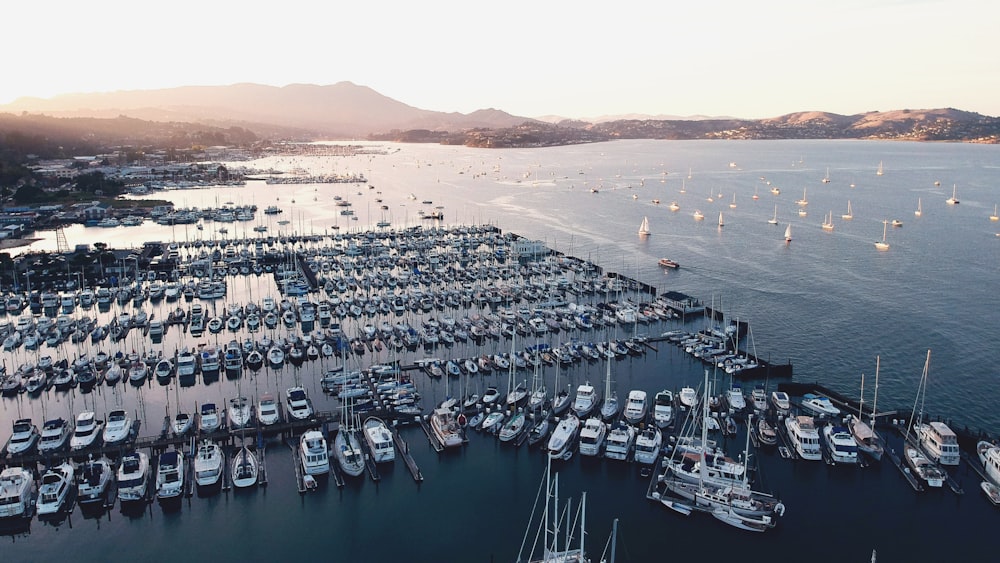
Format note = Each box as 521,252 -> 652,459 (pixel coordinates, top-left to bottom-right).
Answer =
418,417 -> 444,452
391,427 -> 423,482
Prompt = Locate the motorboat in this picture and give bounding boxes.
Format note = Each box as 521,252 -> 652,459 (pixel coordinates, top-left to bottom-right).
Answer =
430,407 -> 464,448
267,346 -> 285,367
770,391 -> 791,415
156,450 -> 185,501
173,412 -> 193,436
0,466 -> 34,518
363,417 -> 396,463
750,385 -> 768,412
231,446 -> 259,488
915,421 -> 960,466
102,409 -> 133,445
904,443 -> 944,488
200,346 -> 221,376
756,416 -> 779,447
228,396 -> 252,429
822,425 -> 859,464
480,410 -> 505,433
199,403 -> 222,433
154,357 -> 173,381
194,440 -> 224,488
604,421 -> 637,461
726,384 -> 747,413
300,430 -> 331,476
572,382 -> 599,419
623,390 -> 649,425
577,417 -> 607,457
652,390 -> 674,428
977,441 -> 1000,485
547,414 -> 580,460
5,418 -> 39,456
498,411 -> 528,443
678,386 -> 698,409
36,463 -> 75,515
257,393 -> 281,426
801,394 -> 841,417
37,417 -> 73,453
784,416 -> 822,461
286,386 -> 314,420
176,348 -> 197,378
77,457 -> 114,504
117,451 -> 150,502
634,426 -> 663,465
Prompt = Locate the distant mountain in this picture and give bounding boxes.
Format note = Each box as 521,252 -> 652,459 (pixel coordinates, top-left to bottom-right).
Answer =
2,82 -> 536,138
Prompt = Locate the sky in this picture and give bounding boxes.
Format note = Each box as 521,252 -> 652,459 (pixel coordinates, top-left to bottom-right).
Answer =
3,0 -> 998,119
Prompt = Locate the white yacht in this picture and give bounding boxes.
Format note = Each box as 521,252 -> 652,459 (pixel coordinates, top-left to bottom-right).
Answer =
915,421 -> 960,466
784,416 -> 822,461
363,417 -> 396,463
577,417 -> 607,457
286,386 -> 314,420
5,418 -> 39,456
300,430 -> 331,476
801,394 -> 841,417
37,418 -> 73,453
228,396 -> 252,429
199,403 -> 222,433
726,384 -> 747,412
200,346 -> 221,375
547,414 -> 581,461
822,425 -> 859,464
231,446 -> 259,488
604,422 -> 637,461
652,390 -> 674,428
257,393 -> 281,426
678,386 -> 698,409
904,443 -> 945,488
634,426 -> 663,465
156,450 -> 185,501
750,385 -> 768,412
118,451 -> 150,502
77,457 -> 114,504
0,466 -> 34,518
430,407 -> 464,449
36,463 -> 75,515
623,390 -> 648,425
977,441 -> 1000,485
572,382 -> 599,419
194,440 -> 224,488
770,391 -> 791,415
176,348 -> 197,378
102,409 -> 133,445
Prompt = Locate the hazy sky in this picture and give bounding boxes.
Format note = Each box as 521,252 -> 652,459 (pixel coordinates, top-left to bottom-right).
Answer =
4,0 -> 998,118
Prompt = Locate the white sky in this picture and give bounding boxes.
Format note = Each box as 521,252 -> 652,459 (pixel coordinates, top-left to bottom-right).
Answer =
3,0 -> 998,119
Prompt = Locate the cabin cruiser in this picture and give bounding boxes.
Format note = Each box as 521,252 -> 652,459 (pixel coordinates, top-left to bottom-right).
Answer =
653,390 -> 674,428
634,426 -> 663,465
977,441 -> 1000,485
363,417 -> 396,463
756,417 -> 779,447
70,411 -> 104,451
822,425 -> 859,464
117,451 -> 150,502
36,463 -> 75,515
577,417 -> 607,457
156,450 -> 185,501
228,396 -> 252,429
904,443 -> 945,488
102,409 -> 133,445
750,385 -> 768,412
801,394 -> 841,417
726,385 -> 747,412
0,466 -> 34,518
257,393 -> 281,426
199,403 -> 222,433
5,418 -> 40,456
300,430 -> 331,476
915,421 -> 960,466
176,348 -> 197,378
678,386 -> 698,409
173,412 -> 193,437
547,414 -> 581,460
604,421 -> 637,461
430,407 -> 464,448
37,418 -> 73,453
784,416 -> 822,461
77,457 -> 114,504
572,382 -> 599,419
286,386 -> 314,420
623,390 -> 649,425
770,391 -> 791,415
194,440 -> 224,488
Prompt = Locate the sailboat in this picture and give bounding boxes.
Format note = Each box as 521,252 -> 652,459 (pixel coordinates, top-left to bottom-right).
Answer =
717,212 -> 725,228
599,337 -> 619,421
914,198 -> 922,217
784,224 -> 792,243
822,167 -> 831,184
729,193 -> 737,209
231,444 -> 259,488
638,216 -> 651,237
904,350 -> 947,488
848,356 -> 884,461
842,200 -> 853,220
876,160 -> 884,176
946,184 -> 960,205
990,204 -> 999,222
796,188 -> 808,205
822,211 -> 834,231
518,459 -> 589,562
875,220 -> 890,251
768,206 -> 778,225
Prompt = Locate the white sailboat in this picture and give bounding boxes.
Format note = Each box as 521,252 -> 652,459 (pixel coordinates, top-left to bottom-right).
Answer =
796,187 -> 808,205
875,220 -> 890,251
599,337 -> 619,421
822,167 -> 831,183
842,200 -> 853,220
822,211 -> 834,231
729,193 -> 737,208
518,459 -> 589,562
946,183 -> 960,205
784,224 -> 792,243
638,216 -> 651,236
914,198 -> 922,217
990,204 -> 999,222
876,160 -> 884,176
768,205 -> 778,225
848,356 -> 884,461
717,212 -> 725,228
904,350 -> 947,488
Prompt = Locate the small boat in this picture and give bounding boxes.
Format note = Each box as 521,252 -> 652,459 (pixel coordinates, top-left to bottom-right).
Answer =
633,426 -> 662,465
286,386 -> 314,420
300,430 -> 330,476
981,481 -> 1000,506
768,205 -> 778,225
914,197 -> 922,217
228,397 -> 252,429
36,463 -> 75,515
199,403 -> 221,433
638,216 -> 651,236
257,393 -> 281,426
117,451 -> 150,502
822,211 -> 834,231
77,457 -> 114,504
875,220 -> 890,251
547,414 -> 581,460
5,418 -> 40,456
678,387 -> 698,409
842,200 -> 854,220
102,409 -> 133,445
231,446 -> 259,488
156,450 -> 185,501
652,389 -> 674,428
756,416 -> 778,447
946,183 -> 960,205
38,417 -> 73,453
173,412 -> 193,436
904,443 -> 944,488
801,394 -> 841,417
784,224 -> 792,243
891,219 -> 903,227
991,204 -> 999,222
693,210 -> 704,221
658,258 -> 679,269
363,417 -> 396,463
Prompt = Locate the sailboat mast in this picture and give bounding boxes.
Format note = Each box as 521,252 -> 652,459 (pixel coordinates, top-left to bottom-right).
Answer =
870,356 -> 880,427
700,369 -> 710,484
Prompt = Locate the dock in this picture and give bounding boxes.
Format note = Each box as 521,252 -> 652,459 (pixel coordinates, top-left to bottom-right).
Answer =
418,417 -> 444,452
391,426 -> 424,482
886,444 -> 924,492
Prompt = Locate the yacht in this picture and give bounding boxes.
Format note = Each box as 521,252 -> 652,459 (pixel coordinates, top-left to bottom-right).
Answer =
231,446 -> 259,488
200,403 -> 222,433
801,394 -> 841,417
102,409 -> 133,445
634,426 -> 663,465
977,441 -> 1000,485
257,393 -> 281,426
286,386 -> 314,420
784,416 -> 822,461
604,421 -> 637,461
678,386 -> 698,409
726,384 -> 747,412
194,440 -> 224,488
577,417 -> 607,457
846,414 -> 884,461
363,417 -> 396,463
623,390 -> 649,425
0,466 -> 34,518
77,457 -> 114,504
822,425 -> 859,464
228,396 -> 252,429
547,414 -> 581,461
200,346 -> 221,376
572,382 -> 599,419
750,385 -> 768,412
430,407 -> 464,449
904,443 -> 945,488
770,391 -> 791,415
37,417 -> 73,453
173,412 -> 193,437
5,418 -> 40,456
156,450 -> 185,501
36,463 -> 75,515
300,430 -> 331,476
915,421 -> 960,466
652,390 -> 674,428
117,451 -> 150,502
176,348 -> 197,378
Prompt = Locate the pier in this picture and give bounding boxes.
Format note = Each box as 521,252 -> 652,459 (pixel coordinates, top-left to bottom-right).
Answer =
391,426 -> 424,482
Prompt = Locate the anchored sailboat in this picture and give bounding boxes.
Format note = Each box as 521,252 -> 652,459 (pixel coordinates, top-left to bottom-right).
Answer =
768,205 -> 778,225
638,216 -> 651,236
784,224 -> 792,243
842,200 -> 853,220
875,220 -> 890,251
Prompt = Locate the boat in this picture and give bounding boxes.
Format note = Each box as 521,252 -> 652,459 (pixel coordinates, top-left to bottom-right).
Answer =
876,160 -> 884,176
286,386 -> 314,420
604,421 -> 637,461
572,381 -> 599,419
334,409 -> 366,477
363,417 -> 396,463
768,205 -> 778,225
914,197 -> 922,217
70,411 -> 104,451
822,425 -> 859,464
577,417 -> 607,456
693,210 -> 704,221
784,416 -> 823,461
156,450 -> 185,501
77,457 -> 114,504
915,421 -> 960,466
822,211 -> 834,231
199,403 -> 221,433
784,224 -> 792,243
847,356 -> 885,461
891,219 -> 903,227
517,460 -> 590,563
801,394 -> 841,417
429,406 -> 464,448
796,187 -> 809,205
658,258 -> 679,269
499,411 -> 528,443
173,412 -> 193,436
946,183 -> 960,205
750,385 -> 768,412
755,416 -> 778,447
0,466 -> 34,518
257,393 -> 281,426
981,481 -> 1000,506
37,417 -> 72,454
598,347 -> 618,421
653,389 -> 674,428
638,216 -> 650,236
623,390 -> 648,425
228,396 -> 252,429
634,425 -> 662,465
231,446 -> 259,488
991,204 -> 999,222
668,201 -> 680,211
875,220 -> 890,251
117,451 -> 150,502
299,430 -> 330,476
717,211 -> 724,228
547,414 -> 580,460
842,200 -> 853,220
904,443 -> 945,488
977,441 -> 1000,485
36,463 -> 75,515
822,168 -> 830,184
194,440 -> 224,488
711,506 -> 774,533
102,409 -> 133,445
5,418 -> 39,456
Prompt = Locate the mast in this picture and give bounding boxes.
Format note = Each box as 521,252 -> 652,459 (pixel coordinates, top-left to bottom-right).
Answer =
870,356 -> 880,427
700,369 -> 710,487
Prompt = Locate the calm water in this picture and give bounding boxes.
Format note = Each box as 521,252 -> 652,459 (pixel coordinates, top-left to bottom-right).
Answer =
4,139 -> 999,561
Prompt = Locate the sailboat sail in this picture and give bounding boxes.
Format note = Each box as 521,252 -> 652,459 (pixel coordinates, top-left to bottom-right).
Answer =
638,216 -> 651,236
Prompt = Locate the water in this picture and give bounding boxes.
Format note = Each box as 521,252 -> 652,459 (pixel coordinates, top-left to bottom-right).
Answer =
3,139 -> 999,561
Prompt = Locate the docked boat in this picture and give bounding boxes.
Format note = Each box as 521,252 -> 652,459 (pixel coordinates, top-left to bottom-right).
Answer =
770,391 -> 791,415
173,412 -> 193,437
156,450 -> 185,501
231,446 -> 259,488
286,386 -> 314,420
299,430 -> 330,476
70,411 -> 104,451
678,386 -> 698,410
784,416 -> 822,461
0,466 -> 34,518
572,382 -> 599,419
634,426 -> 663,465
117,451 -> 150,502
623,390 -> 649,425
77,457 -> 114,504
153,357 -> 173,381
801,394 -> 841,417
652,390 -> 674,428
915,421 -> 960,466
547,414 -> 580,461
755,416 -> 778,447
577,417 -> 607,457
228,396 -> 252,429
430,407 -> 464,448
194,440 -> 224,488
904,443 -> 944,488
822,425 -> 859,464
363,417 -> 396,463
5,418 -> 40,456
981,481 -> 1000,506
604,421 -> 637,461
977,441 -> 1000,485
334,425 -> 365,478
257,393 -> 281,426
37,417 -> 73,454
36,463 -> 75,515
849,356 -> 885,461
199,403 -> 222,433
102,409 -> 133,445
498,411 -> 528,443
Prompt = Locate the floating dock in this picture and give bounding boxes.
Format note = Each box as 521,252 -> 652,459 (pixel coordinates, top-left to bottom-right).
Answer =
391,427 -> 423,482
